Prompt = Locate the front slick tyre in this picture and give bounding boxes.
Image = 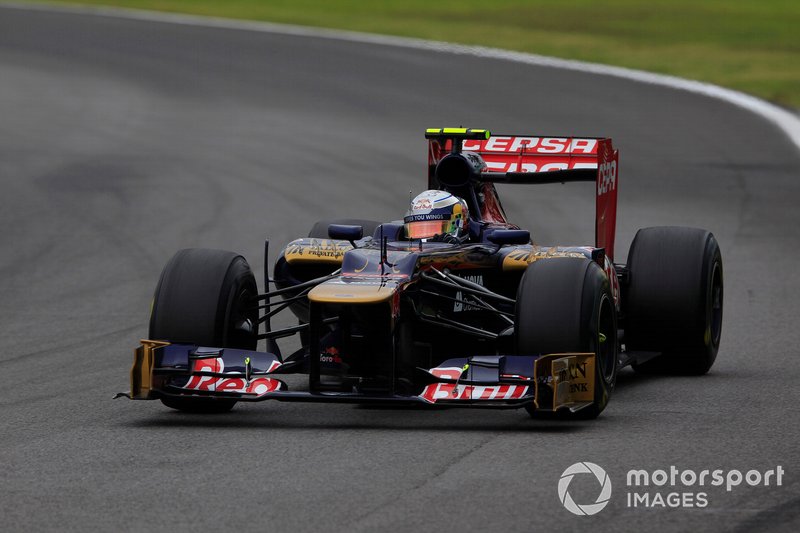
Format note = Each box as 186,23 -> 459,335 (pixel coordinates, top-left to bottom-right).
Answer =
516,258 -> 618,420
149,248 -> 258,413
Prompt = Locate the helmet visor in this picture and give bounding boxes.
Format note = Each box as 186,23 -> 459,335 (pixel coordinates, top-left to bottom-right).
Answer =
405,220 -> 451,239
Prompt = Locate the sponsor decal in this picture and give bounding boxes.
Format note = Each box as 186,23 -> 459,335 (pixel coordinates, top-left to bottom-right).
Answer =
452,291 -> 467,312
307,239 -> 351,258
183,357 -> 282,396
597,160 -> 617,196
534,354 -> 595,408
419,366 -> 528,403
420,383 -> 529,403
320,346 -> 343,364
284,241 -> 304,257
502,247 -> 587,270
284,239 -> 351,262
404,213 -> 448,222
546,360 -> 591,394
460,137 -> 599,173
453,274 -> 483,312
463,137 -> 598,155
483,161 -> 597,173
413,198 -> 433,210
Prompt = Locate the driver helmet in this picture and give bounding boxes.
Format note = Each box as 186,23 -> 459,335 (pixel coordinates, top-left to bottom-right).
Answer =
404,190 -> 469,240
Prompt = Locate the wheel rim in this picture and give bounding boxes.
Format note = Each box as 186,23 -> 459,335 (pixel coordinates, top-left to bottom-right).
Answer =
595,293 -> 617,385
709,261 -> 723,348
226,284 -> 257,349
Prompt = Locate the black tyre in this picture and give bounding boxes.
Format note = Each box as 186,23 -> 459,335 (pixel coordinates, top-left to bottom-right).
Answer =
308,219 -> 381,239
150,248 -> 258,413
516,258 -> 618,420
626,227 -> 723,375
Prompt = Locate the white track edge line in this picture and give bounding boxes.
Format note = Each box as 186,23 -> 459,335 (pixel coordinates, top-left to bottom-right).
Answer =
3,1 -> 799,152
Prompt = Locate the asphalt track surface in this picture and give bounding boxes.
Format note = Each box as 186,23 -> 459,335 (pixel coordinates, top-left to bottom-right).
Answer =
1,6 -> 799,532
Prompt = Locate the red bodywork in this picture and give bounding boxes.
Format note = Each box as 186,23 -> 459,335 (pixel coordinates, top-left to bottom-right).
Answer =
427,134 -> 619,260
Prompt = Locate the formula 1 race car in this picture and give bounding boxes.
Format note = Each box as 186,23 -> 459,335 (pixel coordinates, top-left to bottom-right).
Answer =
121,128 -> 723,419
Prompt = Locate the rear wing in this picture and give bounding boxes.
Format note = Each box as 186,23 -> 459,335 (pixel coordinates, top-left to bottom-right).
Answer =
426,130 -> 619,261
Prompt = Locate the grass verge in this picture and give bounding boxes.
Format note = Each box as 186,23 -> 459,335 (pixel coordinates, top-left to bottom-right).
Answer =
14,0 -> 800,107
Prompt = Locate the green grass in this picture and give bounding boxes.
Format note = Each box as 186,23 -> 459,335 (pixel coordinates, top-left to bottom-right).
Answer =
19,0 -> 800,106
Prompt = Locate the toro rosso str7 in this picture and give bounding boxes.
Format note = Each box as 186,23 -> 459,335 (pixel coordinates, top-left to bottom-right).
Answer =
120,128 -> 723,419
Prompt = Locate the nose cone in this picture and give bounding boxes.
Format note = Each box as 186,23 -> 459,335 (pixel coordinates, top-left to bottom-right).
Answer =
308,278 -> 399,304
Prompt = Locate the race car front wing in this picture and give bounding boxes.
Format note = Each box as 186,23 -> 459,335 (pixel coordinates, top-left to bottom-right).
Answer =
118,340 -> 597,413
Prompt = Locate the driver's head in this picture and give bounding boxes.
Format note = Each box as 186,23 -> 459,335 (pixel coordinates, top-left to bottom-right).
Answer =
404,190 -> 469,241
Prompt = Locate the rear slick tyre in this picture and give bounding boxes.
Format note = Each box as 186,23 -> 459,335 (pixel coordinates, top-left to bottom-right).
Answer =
626,227 -> 723,375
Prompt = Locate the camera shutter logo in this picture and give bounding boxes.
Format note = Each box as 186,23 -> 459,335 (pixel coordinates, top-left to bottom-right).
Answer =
558,462 -> 612,516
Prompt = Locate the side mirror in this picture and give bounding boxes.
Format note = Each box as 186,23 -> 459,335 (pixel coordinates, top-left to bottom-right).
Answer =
328,224 -> 363,247
487,229 -> 530,245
